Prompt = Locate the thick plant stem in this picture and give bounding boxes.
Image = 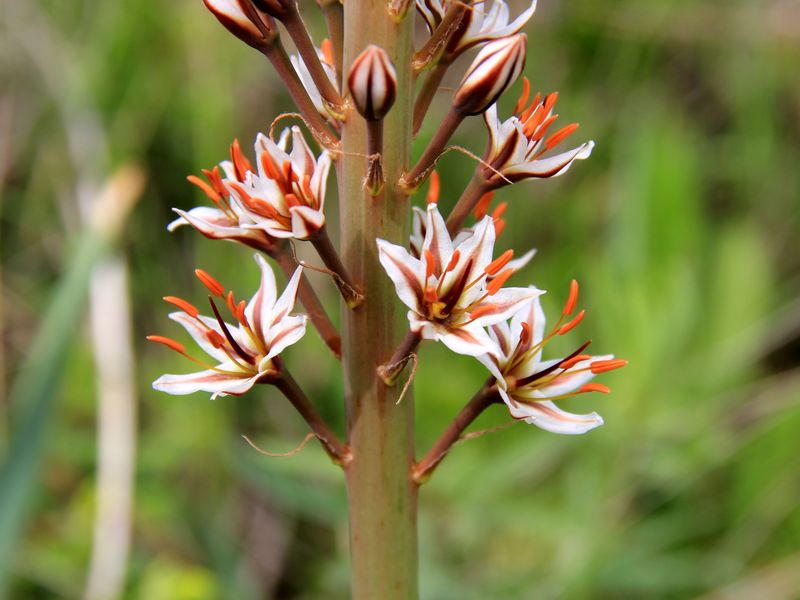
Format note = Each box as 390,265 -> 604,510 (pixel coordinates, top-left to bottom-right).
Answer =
339,3 -> 419,599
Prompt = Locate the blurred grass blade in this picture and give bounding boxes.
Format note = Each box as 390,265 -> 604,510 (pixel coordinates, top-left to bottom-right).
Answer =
0,165 -> 145,597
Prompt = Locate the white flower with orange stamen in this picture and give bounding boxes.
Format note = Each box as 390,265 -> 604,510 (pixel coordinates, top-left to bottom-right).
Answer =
290,39 -> 340,127
477,281 -> 626,434
227,126 -> 332,240
168,141 -> 278,253
418,0 -> 537,58
483,78 -> 594,185
378,203 -> 541,357
149,255 -> 307,399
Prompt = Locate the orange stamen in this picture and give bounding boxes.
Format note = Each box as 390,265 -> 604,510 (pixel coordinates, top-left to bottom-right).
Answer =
320,38 -> 334,66
543,92 -> 559,114
206,330 -> 226,348
285,193 -> 301,208
230,139 -> 253,181
236,300 -> 247,325
579,383 -> 610,394
260,152 -> 282,182
559,353 -> 592,370
424,250 -> 436,279
485,249 -> 514,276
426,171 -> 440,205
486,268 -> 514,295
195,269 -> 225,297
513,76 -> 531,115
444,250 -> 460,274
557,309 -> 585,335
491,202 -> 508,219
590,359 -> 628,374
519,322 -> 531,345
163,296 -> 200,318
473,191 -> 495,220
187,175 -> 222,203
494,219 -> 506,237
147,335 -> 185,354
468,303 -> 500,321
545,123 -> 579,151
563,279 -> 579,315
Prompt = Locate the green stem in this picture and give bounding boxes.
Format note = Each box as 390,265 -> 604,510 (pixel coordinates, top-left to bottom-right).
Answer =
339,3 -> 418,598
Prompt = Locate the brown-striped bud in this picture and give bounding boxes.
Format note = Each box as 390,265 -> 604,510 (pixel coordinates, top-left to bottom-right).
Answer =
347,45 -> 398,121
203,0 -> 277,49
453,34 -> 527,116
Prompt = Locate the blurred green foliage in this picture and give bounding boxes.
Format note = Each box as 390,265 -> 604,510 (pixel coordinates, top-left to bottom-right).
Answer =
1,0 -> 799,598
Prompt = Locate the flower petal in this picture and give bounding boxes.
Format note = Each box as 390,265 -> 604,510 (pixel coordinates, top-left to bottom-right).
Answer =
289,205 -> 325,239
168,311 -> 231,363
535,355 -> 613,397
377,238 -> 425,314
245,254 -> 278,339
421,203 -> 454,273
263,315 -> 308,362
434,322 -> 498,357
153,366 -> 260,399
504,140 -> 595,180
501,390 -> 603,434
468,286 -> 543,327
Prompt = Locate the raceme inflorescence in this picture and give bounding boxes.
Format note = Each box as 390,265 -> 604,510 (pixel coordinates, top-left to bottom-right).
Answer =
148,1 -> 626,596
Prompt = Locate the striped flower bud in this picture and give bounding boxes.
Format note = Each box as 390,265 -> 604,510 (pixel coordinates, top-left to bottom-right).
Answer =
203,0 -> 277,49
453,34 -> 527,116
347,45 -> 398,121
250,0 -> 294,18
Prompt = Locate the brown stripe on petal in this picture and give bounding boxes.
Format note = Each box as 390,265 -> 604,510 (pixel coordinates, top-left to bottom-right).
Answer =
384,250 -> 424,301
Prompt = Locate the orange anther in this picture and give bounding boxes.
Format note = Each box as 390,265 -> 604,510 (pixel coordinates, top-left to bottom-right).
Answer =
494,219 -> 506,237
491,201 -> 508,219
579,383 -> 610,394
543,91 -> 559,114
424,250 -> 436,280
559,353 -> 592,370
469,303 -> 500,321
147,335 -> 185,354
486,268 -> 514,295
163,296 -> 200,318
557,309 -> 585,335
320,38 -> 334,66
187,175 -> 222,203
485,249 -> 514,276
590,359 -> 628,374
205,330 -> 226,348
195,269 -> 225,296
302,173 -> 313,200
426,171 -> 440,205
545,123 -> 579,151
260,152 -> 281,182
519,321 -> 531,345
236,300 -> 247,324
285,193 -> 301,208
473,191 -> 495,219
226,290 -> 237,315
444,250 -> 461,274
563,279 -> 579,315
230,139 -> 253,181
513,76 -> 531,115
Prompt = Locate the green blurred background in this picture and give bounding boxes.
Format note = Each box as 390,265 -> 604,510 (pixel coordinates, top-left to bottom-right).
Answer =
1,0 -> 799,598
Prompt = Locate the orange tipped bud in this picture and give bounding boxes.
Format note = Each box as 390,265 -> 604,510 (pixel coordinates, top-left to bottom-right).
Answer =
426,171 -> 440,205
563,279 -> 579,315
473,191 -> 495,219
163,296 -> 200,318
557,309 -> 585,335
454,34 -> 527,116
485,249 -> 514,275
590,359 -> 628,374
347,45 -> 397,121
559,353 -> 592,370
147,335 -> 185,354
486,268 -> 514,295
579,383 -> 610,394
195,269 -> 225,297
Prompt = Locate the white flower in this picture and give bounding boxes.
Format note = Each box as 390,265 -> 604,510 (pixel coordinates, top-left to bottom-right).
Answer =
227,126 -> 332,240
477,287 -> 626,434
378,203 -> 541,357
150,255 -> 307,399
290,40 -> 340,127
418,0 -> 537,57
483,84 -> 594,184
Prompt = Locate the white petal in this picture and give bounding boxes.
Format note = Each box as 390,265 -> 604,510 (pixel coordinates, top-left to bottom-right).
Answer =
435,322 -> 498,357
536,355 -> 613,397
509,292 -> 546,357
245,254 -> 278,339
269,265 -> 303,331
502,393 -> 603,434
263,315 -> 308,362
421,203 -> 454,273
505,140 -> 595,179
153,366 -> 260,398
468,286 -> 543,327
168,311 -> 230,363
377,239 -> 425,314
477,351 -> 507,388
289,205 -> 325,239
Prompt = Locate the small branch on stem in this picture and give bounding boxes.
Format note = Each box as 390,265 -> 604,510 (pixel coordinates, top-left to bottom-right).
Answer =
377,330 -> 422,385
412,2 -> 472,72
445,173 -> 491,234
260,39 -> 340,149
281,5 -> 346,117
309,227 -> 364,308
272,244 -> 342,358
412,59 -> 450,137
402,107 -> 464,190
271,361 -> 351,465
412,380 -> 500,484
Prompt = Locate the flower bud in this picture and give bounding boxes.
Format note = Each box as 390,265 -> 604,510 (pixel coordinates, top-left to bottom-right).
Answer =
347,45 -> 398,121
203,0 -> 277,49
453,34 -> 527,116
250,0 -> 294,18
